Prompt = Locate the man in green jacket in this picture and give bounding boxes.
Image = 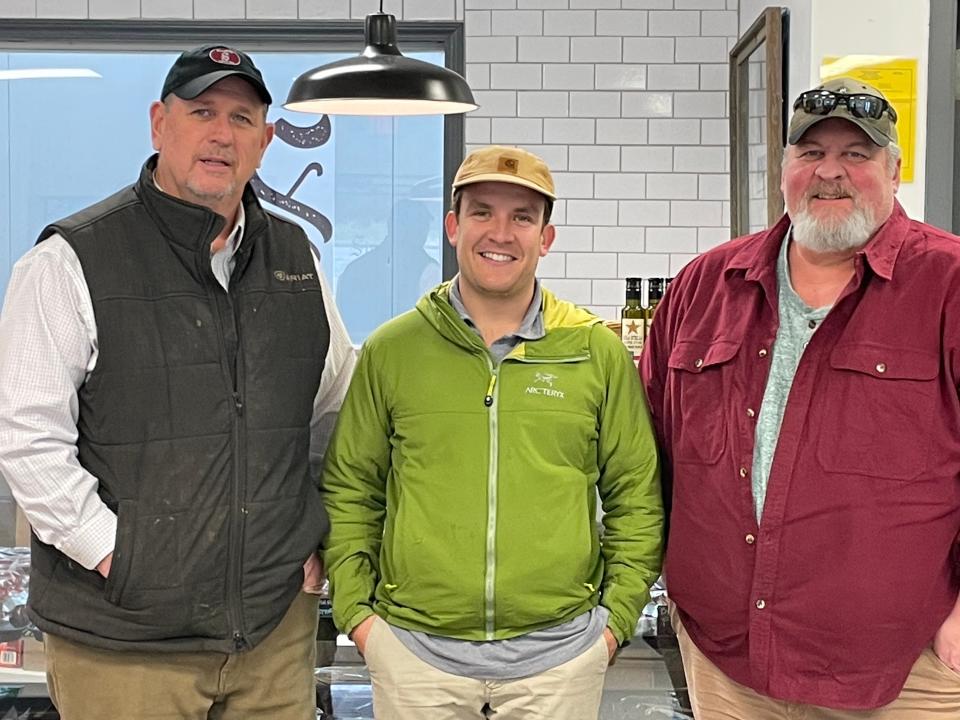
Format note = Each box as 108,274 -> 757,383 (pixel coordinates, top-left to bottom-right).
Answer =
322,145 -> 663,719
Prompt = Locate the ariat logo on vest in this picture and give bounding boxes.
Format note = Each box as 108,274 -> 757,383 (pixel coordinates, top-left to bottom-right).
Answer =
525,371 -> 565,399
274,270 -> 315,282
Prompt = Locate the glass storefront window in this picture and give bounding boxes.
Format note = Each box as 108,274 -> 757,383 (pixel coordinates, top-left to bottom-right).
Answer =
0,49 -> 446,346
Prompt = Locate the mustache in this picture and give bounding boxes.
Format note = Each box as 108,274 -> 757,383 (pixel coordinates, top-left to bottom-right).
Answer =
805,182 -> 854,200
196,152 -> 236,165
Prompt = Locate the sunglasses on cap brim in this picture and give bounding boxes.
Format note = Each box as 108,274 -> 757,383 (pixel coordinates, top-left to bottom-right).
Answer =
793,89 -> 897,123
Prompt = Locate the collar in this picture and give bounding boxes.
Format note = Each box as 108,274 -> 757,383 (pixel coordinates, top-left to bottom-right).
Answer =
448,276 -> 545,341
136,154 -> 264,256
152,171 -> 246,254
723,200 -> 911,283
230,203 -> 247,254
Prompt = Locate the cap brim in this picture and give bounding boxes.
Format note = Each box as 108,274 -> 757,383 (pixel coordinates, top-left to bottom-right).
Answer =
171,70 -> 272,105
452,172 -> 556,200
788,110 -> 892,147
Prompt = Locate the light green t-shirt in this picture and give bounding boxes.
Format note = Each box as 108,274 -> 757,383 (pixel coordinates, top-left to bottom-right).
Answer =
751,234 -> 831,522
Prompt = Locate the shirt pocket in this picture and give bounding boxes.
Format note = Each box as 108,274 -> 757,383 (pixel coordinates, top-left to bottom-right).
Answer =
817,343 -> 938,481
667,338 -> 741,465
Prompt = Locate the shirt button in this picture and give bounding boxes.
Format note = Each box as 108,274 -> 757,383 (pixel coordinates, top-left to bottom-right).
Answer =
694,358 -> 704,368
745,533 -> 756,545
746,407 -> 756,418
758,348 -> 768,357
756,599 -> 766,610
739,467 -> 748,478
876,362 -> 886,373
807,319 -> 817,329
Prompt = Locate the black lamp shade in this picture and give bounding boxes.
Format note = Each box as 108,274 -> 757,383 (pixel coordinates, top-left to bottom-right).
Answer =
284,13 -> 478,116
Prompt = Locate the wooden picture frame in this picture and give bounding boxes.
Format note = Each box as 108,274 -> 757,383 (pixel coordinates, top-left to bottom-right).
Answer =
729,7 -> 787,237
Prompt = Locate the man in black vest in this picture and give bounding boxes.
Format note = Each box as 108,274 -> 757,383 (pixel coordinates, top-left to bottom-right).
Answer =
0,45 -> 355,719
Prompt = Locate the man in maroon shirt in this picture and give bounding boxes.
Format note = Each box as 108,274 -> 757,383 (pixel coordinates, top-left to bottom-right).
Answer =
642,77 -> 960,717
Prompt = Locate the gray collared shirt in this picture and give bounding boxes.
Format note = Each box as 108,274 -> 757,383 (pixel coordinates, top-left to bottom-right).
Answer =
448,275 -> 545,363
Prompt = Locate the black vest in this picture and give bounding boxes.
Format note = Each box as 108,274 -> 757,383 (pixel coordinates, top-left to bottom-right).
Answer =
27,157 -> 331,652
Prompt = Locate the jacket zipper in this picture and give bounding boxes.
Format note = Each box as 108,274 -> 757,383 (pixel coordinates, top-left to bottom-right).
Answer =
483,355 -> 500,640
207,264 -> 249,652
480,351 -> 590,640
230,296 -> 248,651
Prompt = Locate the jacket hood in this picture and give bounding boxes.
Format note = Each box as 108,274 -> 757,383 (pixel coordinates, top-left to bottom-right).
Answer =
540,286 -> 600,330
416,280 -> 602,356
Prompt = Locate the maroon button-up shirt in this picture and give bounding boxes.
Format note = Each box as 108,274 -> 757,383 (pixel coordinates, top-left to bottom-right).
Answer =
641,202 -> 960,710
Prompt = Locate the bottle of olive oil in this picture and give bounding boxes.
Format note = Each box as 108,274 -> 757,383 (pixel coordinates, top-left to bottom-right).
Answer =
644,278 -> 666,343
620,277 -> 644,366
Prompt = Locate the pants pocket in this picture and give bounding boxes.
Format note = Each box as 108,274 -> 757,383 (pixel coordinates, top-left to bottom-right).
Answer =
928,647 -> 960,681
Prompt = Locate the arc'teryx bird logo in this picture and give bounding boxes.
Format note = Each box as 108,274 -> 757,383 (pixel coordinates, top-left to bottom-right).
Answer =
526,371 -> 565,399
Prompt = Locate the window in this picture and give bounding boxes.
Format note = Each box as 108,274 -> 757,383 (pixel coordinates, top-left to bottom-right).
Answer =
0,19 -> 465,551
0,20 -> 466,346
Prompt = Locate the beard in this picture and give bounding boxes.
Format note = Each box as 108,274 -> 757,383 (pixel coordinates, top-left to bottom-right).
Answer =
184,151 -> 240,205
185,177 -> 237,204
790,184 -> 879,254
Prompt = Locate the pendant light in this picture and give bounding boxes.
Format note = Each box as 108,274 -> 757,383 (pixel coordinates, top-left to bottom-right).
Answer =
284,4 -> 478,116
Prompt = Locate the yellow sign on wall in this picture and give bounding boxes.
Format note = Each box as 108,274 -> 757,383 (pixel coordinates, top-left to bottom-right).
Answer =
819,56 -> 918,183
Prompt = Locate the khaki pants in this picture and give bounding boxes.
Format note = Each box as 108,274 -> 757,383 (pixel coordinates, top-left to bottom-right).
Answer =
45,591 -> 319,720
671,604 -> 960,719
364,616 -> 609,720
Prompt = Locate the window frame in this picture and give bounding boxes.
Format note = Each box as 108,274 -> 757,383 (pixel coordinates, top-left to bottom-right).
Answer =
728,6 -> 788,237
0,18 -> 465,279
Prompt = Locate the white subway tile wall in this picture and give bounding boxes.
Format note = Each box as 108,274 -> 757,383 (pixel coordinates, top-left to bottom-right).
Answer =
37,0 -> 85,17
518,90 -> 569,116
247,0 -> 297,17
595,172 -> 645,199
2,0 -> 36,17
544,118 -> 595,143
88,0 -> 139,18
465,117 -> 493,144
519,0 -> 568,8
194,0 -> 244,18
491,117 -> 544,142
5,0 -> 740,320
595,226 -> 645,252
465,9 -> 492,33
142,0 -> 194,17
518,37 -> 571,62
466,63 -> 492,90
404,0 -> 458,19
351,0 -> 401,16
554,171 -> 597,198
491,8 -> 543,33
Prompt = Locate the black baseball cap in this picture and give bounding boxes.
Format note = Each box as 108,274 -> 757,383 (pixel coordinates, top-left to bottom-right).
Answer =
160,45 -> 272,105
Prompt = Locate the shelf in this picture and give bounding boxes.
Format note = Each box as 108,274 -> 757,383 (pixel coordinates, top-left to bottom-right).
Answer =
0,667 -> 46,686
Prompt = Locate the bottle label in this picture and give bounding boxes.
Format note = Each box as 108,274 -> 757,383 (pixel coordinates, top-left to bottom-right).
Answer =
644,301 -> 660,342
620,318 -> 643,364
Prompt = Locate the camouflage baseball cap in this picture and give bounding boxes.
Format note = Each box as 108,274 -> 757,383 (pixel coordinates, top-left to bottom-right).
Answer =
788,77 -> 897,147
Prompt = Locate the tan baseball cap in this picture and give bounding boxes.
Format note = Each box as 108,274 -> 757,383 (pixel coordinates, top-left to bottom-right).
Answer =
452,145 -> 556,200
788,77 -> 898,147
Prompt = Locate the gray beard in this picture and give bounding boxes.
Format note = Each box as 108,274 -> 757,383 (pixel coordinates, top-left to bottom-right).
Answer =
185,178 -> 236,204
791,202 -> 877,254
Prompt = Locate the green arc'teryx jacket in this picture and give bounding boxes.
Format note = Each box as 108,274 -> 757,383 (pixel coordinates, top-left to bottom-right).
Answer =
322,282 -> 663,643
